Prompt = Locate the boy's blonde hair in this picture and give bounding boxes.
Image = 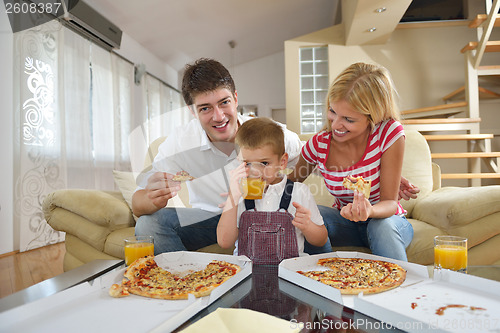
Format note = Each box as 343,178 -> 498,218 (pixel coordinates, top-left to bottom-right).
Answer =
324,62 -> 400,132
235,117 -> 285,156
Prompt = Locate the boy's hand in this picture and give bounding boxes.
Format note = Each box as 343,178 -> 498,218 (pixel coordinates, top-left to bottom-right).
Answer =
291,202 -> 312,231
225,163 -> 247,210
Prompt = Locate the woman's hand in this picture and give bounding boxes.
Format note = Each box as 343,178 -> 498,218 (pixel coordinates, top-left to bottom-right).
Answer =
340,191 -> 373,222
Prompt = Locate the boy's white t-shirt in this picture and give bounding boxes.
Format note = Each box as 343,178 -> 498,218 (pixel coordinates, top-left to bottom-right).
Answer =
234,176 -> 324,257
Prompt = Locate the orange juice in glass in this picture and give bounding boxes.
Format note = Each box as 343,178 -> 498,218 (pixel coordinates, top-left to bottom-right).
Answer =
434,235 -> 467,273
124,236 -> 154,265
241,177 -> 266,200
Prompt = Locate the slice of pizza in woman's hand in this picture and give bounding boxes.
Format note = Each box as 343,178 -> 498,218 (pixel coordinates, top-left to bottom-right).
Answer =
342,175 -> 371,199
172,171 -> 195,182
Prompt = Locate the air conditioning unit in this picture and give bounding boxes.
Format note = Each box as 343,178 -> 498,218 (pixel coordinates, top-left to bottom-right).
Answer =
60,0 -> 122,50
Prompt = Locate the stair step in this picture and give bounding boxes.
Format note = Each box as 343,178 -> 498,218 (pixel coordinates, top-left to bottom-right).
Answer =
423,134 -> 494,141
477,65 -> 500,76
402,118 -> 481,132
402,118 -> 481,125
468,14 -> 500,28
402,101 -> 466,119
461,41 -> 500,53
441,173 -> 500,179
402,101 -> 467,115
432,152 -> 500,158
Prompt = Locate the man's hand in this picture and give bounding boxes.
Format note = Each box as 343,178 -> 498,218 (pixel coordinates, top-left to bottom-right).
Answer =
145,172 -> 181,209
399,176 -> 420,201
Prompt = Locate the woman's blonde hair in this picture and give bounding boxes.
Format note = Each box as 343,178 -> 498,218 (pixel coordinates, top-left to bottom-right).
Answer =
323,62 -> 400,132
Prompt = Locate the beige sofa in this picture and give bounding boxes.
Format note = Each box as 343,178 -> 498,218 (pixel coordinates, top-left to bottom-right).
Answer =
43,130 -> 500,271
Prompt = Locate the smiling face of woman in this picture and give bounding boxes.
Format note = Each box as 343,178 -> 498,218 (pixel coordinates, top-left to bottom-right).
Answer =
327,99 -> 371,143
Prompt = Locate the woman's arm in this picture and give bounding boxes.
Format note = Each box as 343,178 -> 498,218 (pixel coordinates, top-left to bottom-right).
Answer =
341,136 -> 405,221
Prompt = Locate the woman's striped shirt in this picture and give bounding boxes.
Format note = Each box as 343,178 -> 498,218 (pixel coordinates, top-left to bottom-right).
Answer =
301,119 -> 406,216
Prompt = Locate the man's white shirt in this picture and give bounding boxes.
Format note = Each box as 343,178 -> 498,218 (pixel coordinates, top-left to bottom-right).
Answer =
136,115 -> 302,213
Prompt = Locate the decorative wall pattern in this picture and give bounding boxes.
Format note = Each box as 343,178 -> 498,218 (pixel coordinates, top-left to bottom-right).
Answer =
14,23 -> 65,251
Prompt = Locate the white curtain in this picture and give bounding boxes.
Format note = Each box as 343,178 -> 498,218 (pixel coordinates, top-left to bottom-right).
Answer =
128,74 -> 192,174
142,74 -> 191,145
13,23 -> 134,251
14,20 -> 187,251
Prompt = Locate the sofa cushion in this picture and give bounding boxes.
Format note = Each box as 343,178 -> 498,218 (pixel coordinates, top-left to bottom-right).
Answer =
412,186 -> 500,229
400,130 -> 434,217
44,189 -> 134,230
48,208 -> 111,251
105,227 -> 135,259
406,218 -> 443,265
448,212 -> 500,248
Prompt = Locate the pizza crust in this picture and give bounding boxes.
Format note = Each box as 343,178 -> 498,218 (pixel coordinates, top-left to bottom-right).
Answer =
342,176 -> 371,199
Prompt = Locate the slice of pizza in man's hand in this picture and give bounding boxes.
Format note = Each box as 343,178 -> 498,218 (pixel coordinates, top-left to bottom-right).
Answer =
172,171 -> 195,182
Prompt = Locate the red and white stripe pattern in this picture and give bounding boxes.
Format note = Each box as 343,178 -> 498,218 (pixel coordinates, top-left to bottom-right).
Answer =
302,119 -> 406,216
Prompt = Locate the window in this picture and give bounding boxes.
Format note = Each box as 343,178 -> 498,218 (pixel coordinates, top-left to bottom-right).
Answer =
299,46 -> 328,134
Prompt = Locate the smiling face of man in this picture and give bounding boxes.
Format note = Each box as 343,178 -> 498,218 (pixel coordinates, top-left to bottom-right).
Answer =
192,88 -> 240,147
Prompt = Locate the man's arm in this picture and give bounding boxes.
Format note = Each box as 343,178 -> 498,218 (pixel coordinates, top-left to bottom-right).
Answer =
399,176 -> 420,200
131,172 -> 181,217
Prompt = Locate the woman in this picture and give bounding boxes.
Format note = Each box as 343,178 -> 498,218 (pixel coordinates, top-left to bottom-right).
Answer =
289,62 -> 414,261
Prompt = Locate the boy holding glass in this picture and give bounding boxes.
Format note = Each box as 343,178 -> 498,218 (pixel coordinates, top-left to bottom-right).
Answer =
217,117 -> 328,263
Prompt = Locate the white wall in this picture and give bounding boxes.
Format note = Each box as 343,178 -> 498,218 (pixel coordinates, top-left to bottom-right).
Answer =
0,10 -> 14,254
232,52 -> 286,119
0,18 -> 178,255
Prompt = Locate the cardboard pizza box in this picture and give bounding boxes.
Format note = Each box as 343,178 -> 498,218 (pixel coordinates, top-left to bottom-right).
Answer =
278,251 -> 429,308
354,268 -> 500,332
0,252 -> 252,333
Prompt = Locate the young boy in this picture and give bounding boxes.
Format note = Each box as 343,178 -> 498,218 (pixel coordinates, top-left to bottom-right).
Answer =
217,117 -> 328,263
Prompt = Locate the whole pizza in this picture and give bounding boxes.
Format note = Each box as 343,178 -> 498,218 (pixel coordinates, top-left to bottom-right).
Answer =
297,257 -> 406,295
109,256 -> 241,299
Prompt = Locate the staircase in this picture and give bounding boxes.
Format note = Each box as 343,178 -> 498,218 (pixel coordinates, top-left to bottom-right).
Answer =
401,0 -> 500,187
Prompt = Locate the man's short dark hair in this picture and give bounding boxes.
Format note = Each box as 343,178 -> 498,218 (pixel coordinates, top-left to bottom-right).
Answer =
181,58 -> 236,106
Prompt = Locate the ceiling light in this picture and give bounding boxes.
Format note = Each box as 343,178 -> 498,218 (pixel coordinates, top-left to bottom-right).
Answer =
375,7 -> 386,13
367,27 -> 377,32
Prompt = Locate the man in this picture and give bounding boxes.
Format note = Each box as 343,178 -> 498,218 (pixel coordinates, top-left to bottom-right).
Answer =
132,58 -> 305,254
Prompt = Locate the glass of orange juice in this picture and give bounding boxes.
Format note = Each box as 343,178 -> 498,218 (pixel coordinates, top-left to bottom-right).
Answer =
124,236 -> 154,266
240,177 -> 267,200
434,235 -> 467,273
240,162 -> 267,200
